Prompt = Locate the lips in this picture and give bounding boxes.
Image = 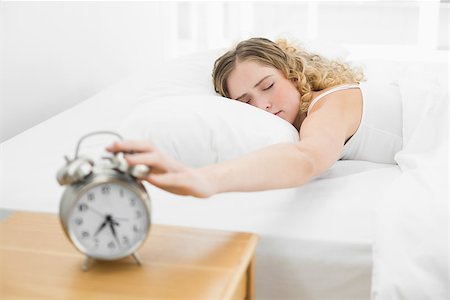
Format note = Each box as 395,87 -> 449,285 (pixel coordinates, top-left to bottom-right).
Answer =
274,111 -> 282,116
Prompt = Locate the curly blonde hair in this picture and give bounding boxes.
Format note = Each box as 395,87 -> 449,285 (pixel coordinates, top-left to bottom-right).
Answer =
212,37 -> 365,113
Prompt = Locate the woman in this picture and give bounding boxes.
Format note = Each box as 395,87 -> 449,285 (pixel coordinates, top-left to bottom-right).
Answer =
107,37 -> 402,198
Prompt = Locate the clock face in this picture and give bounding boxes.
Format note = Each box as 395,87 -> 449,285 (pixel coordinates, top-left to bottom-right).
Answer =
67,182 -> 150,260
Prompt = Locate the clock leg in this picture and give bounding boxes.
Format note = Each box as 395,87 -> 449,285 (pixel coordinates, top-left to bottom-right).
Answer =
132,252 -> 143,266
82,256 -> 94,271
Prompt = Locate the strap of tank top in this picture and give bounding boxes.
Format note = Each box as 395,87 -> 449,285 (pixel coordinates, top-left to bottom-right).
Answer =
307,84 -> 361,115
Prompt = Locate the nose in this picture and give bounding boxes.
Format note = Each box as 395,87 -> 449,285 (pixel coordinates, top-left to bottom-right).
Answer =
254,97 -> 272,111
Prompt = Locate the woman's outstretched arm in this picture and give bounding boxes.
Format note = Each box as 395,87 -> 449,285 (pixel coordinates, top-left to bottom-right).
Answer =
199,96 -> 352,194
107,95 -> 355,198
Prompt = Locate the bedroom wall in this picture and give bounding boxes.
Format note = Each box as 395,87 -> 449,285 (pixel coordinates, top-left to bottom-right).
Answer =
0,2 -> 171,142
0,1 -> 448,143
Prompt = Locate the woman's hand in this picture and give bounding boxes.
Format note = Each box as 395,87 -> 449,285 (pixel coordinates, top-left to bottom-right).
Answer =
106,140 -> 216,198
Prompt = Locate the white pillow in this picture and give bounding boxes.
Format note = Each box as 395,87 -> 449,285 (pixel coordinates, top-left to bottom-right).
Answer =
118,95 -> 299,167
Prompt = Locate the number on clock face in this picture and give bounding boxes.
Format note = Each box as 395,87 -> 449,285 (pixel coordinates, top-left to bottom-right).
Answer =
68,183 -> 149,259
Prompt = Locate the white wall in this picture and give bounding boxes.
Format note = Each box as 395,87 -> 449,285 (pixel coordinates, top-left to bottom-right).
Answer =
0,1 -> 169,142
1,1 -> 448,142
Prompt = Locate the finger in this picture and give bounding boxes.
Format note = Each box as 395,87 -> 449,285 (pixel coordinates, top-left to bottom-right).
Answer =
106,140 -> 155,153
125,152 -> 174,173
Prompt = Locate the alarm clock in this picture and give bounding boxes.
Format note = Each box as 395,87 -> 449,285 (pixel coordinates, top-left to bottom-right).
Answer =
56,131 -> 151,270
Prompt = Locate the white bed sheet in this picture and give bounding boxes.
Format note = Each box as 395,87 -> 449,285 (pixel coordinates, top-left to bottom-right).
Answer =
1,51 -> 446,299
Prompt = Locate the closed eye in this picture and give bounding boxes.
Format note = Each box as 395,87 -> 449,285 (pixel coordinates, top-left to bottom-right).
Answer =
236,96 -> 251,104
263,83 -> 274,91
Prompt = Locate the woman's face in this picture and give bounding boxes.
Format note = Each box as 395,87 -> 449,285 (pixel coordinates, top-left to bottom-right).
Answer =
226,60 -> 301,125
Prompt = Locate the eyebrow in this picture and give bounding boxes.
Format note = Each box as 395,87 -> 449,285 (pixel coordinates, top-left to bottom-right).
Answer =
236,75 -> 273,100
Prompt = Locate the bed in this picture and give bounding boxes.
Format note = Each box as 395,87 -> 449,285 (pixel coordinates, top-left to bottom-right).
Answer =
0,48 -> 447,300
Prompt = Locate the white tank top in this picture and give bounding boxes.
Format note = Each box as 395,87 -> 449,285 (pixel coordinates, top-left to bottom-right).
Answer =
307,82 -> 403,164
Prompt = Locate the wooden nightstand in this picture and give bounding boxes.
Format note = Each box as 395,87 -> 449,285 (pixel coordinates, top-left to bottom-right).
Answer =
0,211 -> 258,300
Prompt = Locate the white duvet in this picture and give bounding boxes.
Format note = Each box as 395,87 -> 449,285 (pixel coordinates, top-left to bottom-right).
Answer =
372,70 -> 449,299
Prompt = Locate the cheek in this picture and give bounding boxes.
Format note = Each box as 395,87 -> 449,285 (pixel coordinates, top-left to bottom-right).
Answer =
273,87 -> 285,102
278,81 -> 299,104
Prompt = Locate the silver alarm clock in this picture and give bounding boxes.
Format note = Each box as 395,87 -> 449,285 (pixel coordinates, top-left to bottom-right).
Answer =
56,131 -> 151,270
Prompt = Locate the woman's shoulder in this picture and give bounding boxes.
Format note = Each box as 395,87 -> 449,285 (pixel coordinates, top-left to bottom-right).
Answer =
305,83 -> 364,142
313,82 -> 361,96
308,83 -> 362,114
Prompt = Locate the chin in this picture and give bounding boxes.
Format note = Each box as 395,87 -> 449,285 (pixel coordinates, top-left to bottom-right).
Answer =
282,114 -> 295,124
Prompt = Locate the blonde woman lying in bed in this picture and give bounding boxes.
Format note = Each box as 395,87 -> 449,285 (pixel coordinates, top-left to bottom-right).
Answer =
107,37 -> 402,198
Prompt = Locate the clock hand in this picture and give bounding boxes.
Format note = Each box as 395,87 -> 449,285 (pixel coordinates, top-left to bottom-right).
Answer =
88,206 -> 105,218
94,220 -> 108,236
89,205 -> 128,221
109,221 -> 121,248
110,217 -> 120,227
